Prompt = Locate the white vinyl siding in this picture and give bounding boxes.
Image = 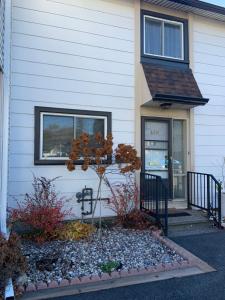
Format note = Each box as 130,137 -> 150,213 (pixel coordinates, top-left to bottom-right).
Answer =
193,16 -> 225,179
0,0 -> 4,70
9,0 -> 135,216
0,73 -> 3,194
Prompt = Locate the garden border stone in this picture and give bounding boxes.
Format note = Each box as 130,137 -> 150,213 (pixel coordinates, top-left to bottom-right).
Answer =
18,230 -> 215,300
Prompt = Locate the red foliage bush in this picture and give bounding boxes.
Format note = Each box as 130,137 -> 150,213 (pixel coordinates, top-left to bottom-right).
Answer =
10,176 -> 71,242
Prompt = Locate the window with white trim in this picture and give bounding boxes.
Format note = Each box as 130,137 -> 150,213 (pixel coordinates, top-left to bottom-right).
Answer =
144,15 -> 184,60
35,107 -> 111,164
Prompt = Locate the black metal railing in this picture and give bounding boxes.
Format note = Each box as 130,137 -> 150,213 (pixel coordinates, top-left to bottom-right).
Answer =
140,172 -> 168,235
187,171 -> 222,228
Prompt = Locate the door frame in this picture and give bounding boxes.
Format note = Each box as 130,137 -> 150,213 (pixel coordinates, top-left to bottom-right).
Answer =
141,116 -> 173,199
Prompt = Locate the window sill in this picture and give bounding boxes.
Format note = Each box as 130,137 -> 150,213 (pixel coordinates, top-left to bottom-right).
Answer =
34,157 -> 112,166
141,55 -> 189,69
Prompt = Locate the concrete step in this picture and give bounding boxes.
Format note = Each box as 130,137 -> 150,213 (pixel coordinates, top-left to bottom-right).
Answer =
142,199 -> 188,211
168,210 -> 209,226
167,209 -> 220,237
168,199 -> 187,210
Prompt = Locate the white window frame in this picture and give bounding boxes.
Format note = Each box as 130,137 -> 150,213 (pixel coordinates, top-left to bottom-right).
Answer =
40,112 -> 108,160
144,15 -> 184,61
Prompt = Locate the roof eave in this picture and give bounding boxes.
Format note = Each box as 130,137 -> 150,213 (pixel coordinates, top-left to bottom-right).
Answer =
144,0 -> 225,23
153,93 -> 209,106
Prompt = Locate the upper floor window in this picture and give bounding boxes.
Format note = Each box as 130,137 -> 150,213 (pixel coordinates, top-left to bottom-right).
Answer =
144,15 -> 184,60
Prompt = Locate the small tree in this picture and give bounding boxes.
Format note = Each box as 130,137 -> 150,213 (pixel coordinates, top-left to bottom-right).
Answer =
66,132 -> 141,237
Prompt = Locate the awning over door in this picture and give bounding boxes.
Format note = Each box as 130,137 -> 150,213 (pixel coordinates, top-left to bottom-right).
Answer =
142,63 -> 209,108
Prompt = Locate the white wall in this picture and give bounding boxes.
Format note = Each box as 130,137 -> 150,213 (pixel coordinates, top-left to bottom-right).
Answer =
0,72 -> 3,201
0,0 -> 5,190
9,0 -> 135,217
193,16 -> 225,180
0,0 -> 4,70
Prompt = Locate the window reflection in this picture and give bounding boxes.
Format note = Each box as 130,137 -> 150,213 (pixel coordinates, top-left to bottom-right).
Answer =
42,115 -> 105,159
144,120 -> 169,179
173,120 -> 186,198
75,117 -> 104,147
43,115 -> 74,158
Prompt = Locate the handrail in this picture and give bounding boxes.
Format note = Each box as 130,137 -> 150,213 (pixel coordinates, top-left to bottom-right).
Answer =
188,171 -> 221,186
187,171 -> 222,228
140,172 -> 168,235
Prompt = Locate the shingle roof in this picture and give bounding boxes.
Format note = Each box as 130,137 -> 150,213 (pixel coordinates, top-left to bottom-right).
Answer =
142,63 -> 209,105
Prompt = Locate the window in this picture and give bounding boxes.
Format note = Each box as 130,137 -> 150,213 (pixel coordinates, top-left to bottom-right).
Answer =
35,107 -> 112,165
144,15 -> 184,60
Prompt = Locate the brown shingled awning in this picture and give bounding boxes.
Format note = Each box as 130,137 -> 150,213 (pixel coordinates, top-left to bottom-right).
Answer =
142,63 -> 209,108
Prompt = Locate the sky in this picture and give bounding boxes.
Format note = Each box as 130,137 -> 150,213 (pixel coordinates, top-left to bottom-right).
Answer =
203,0 -> 225,7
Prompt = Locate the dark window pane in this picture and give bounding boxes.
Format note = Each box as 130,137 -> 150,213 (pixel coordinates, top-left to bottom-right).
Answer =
43,115 -> 74,158
173,120 -> 185,174
173,120 -> 186,199
145,18 -> 162,55
164,23 -> 182,59
75,117 -> 105,146
173,176 -> 185,198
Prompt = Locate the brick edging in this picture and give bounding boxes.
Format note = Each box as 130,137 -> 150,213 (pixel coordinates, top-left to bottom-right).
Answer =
20,260 -> 190,293
151,230 -> 215,273
18,230 -> 199,293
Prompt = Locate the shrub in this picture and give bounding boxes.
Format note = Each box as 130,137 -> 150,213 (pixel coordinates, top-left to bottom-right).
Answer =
122,209 -> 152,230
106,178 -> 153,230
0,233 -> 27,289
106,178 -> 139,224
10,176 -> 71,243
55,221 -> 95,241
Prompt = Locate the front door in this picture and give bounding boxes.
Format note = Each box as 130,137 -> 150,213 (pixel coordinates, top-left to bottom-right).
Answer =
141,117 -> 186,199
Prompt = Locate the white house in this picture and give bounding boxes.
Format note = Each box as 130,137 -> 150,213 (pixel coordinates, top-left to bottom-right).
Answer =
1,0 -> 225,232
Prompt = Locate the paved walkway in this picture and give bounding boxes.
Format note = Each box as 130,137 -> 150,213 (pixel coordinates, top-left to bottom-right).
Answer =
54,231 -> 225,300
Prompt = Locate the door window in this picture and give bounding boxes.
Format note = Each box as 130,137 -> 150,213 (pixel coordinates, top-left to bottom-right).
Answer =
173,120 -> 186,198
144,120 -> 169,179
143,118 -> 187,199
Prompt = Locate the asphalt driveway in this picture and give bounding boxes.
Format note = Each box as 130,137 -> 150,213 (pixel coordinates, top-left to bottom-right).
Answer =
54,231 -> 225,300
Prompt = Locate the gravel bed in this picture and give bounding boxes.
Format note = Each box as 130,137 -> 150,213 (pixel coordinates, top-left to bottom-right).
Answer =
21,228 -> 185,284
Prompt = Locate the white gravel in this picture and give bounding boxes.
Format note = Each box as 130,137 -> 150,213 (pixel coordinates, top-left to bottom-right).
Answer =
21,228 -> 185,284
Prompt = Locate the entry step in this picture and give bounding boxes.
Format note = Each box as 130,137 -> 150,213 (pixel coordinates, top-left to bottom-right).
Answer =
168,199 -> 187,209
167,209 -> 220,237
168,209 -> 209,226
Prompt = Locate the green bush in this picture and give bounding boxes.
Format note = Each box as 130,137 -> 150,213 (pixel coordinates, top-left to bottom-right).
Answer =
100,260 -> 120,273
